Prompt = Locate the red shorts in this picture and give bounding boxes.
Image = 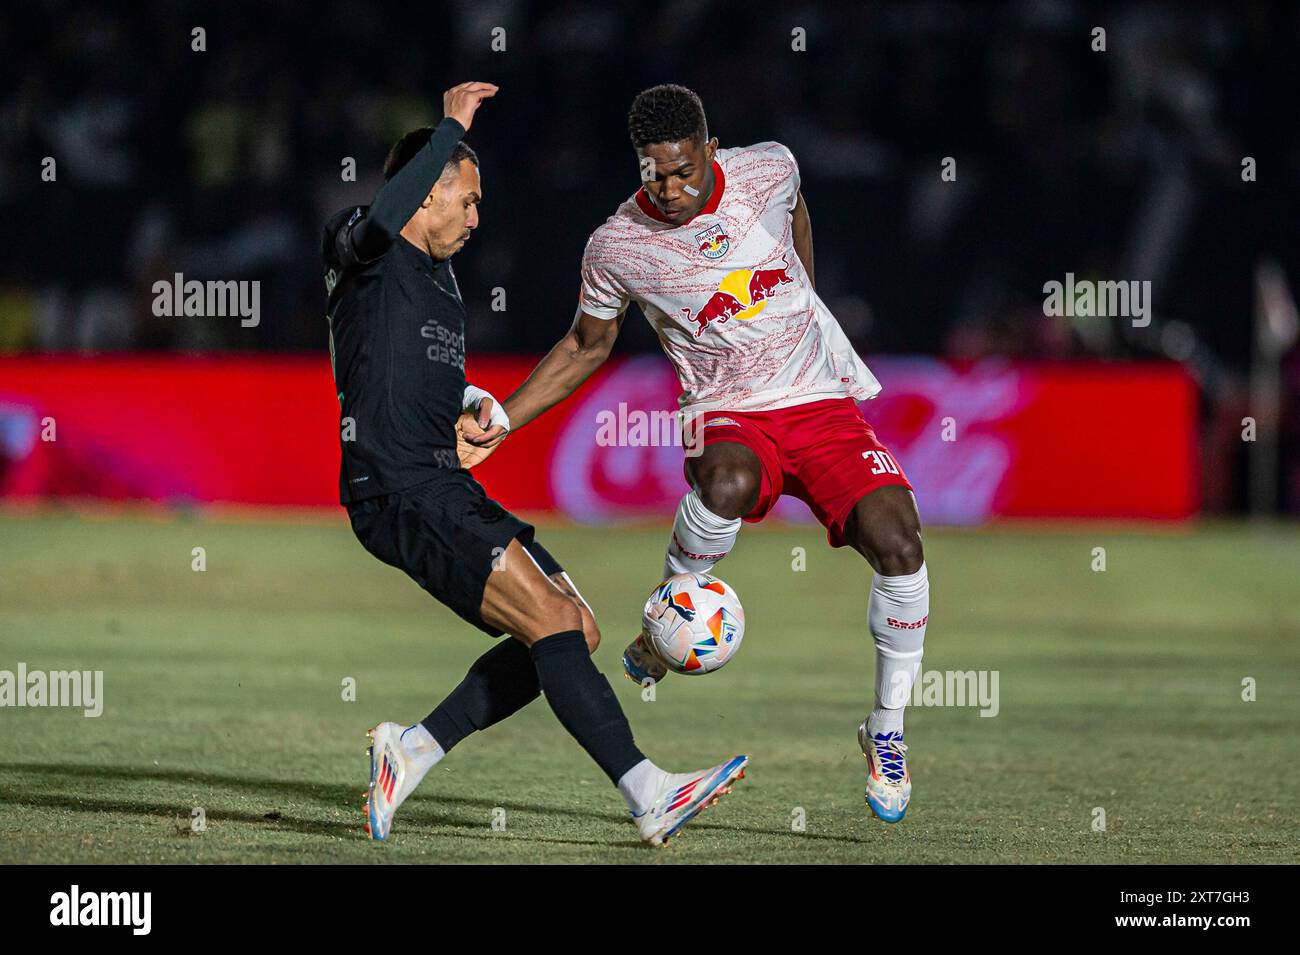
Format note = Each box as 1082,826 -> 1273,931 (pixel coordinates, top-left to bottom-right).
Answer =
695,397 -> 911,547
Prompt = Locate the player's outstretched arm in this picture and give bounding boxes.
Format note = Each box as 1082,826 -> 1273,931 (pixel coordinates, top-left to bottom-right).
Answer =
466,310 -> 624,447
351,82 -> 498,262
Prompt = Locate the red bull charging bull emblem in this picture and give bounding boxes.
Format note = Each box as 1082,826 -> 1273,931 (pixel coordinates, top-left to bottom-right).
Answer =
679,254 -> 795,337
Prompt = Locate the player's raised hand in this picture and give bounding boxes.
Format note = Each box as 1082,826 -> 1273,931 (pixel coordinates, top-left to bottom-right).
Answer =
443,82 -> 498,132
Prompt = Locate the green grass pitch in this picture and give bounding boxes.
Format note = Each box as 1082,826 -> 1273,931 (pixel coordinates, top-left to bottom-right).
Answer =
1,509 -> 1297,864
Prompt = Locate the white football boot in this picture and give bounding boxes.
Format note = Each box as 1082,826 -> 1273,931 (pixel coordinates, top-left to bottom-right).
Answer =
858,721 -> 911,823
634,755 -> 749,846
364,722 -> 432,841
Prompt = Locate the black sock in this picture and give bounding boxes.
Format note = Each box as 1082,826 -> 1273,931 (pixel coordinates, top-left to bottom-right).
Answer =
422,638 -> 540,753
528,630 -> 646,784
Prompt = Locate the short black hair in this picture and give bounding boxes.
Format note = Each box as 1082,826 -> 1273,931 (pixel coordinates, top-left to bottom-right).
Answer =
628,84 -> 708,148
382,128 -> 478,182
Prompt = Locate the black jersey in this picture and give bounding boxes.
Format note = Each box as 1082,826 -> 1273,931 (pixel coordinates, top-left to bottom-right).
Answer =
322,118 -> 468,503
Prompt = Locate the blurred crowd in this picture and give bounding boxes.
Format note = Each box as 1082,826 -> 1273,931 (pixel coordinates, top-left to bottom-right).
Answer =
1,0 -> 1296,371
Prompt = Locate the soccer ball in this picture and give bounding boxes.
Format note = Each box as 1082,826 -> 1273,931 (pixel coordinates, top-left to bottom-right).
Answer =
640,573 -> 745,675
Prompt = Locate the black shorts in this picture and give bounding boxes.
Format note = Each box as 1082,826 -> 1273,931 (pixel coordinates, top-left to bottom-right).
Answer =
346,471 -> 563,637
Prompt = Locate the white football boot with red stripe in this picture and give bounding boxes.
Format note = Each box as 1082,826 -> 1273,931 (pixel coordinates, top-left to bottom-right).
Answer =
633,755 -> 749,846
364,722 -> 426,841
858,721 -> 911,823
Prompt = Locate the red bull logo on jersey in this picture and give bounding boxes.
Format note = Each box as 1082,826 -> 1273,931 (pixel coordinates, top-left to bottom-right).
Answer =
679,255 -> 795,337
694,223 -> 731,260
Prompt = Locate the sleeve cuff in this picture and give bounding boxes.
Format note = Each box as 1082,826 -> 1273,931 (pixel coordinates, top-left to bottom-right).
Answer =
582,304 -> 624,320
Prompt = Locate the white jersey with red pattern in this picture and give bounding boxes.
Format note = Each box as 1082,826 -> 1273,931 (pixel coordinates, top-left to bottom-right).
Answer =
579,141 -> 881,414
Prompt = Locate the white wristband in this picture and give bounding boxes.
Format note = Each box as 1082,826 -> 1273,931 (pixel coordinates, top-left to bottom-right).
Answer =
462,384 -> 511,432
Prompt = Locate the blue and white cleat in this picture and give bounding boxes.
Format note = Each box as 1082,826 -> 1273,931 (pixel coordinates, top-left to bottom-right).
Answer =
363,722 -> 426,841
634,755 -> 748,846
622,633 -> 668,686
858,721 -> 911,823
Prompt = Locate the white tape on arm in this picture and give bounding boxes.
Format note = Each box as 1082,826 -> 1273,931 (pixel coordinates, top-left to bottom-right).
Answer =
462,384 -> 511,432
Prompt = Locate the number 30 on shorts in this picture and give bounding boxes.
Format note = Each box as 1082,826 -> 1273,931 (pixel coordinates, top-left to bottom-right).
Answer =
862,450 -> 901,476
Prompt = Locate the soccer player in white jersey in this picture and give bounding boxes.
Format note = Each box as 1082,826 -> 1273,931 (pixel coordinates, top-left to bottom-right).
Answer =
469,85 -> 929,823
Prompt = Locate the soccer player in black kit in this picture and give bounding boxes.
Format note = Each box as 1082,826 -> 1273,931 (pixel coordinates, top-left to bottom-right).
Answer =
322,82 -> 746,846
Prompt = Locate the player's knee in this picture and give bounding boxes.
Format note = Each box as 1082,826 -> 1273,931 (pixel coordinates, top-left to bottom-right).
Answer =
848,487 -> 924,576
851,510 -> 924,575
516,591 -> 583,644
576,601 -> 601,653
582,621 -> 601,654
874,528 -> 924,577
695,463 -> 759,519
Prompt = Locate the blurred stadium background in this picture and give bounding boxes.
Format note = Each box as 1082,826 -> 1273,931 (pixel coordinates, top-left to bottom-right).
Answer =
0,0 -> 1297,519
1,1 -> 1298,864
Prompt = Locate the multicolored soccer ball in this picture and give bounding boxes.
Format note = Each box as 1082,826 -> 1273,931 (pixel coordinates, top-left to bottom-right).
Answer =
640,573 -> 745,675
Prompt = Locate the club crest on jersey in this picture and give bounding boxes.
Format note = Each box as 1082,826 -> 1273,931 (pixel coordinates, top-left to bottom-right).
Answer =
694,224 -> 730,260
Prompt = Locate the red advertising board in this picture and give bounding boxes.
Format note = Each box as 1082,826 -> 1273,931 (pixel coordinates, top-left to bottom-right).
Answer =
0,355 -> 1198,522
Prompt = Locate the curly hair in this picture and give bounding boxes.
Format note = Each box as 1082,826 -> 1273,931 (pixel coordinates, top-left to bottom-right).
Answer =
627,84 -> 708,148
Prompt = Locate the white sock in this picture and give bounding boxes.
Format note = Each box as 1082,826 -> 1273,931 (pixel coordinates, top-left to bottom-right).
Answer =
617,758 -> 665,815
400,723 -> 446,779
866,562 -> 929,738
663,489 -> 742,578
